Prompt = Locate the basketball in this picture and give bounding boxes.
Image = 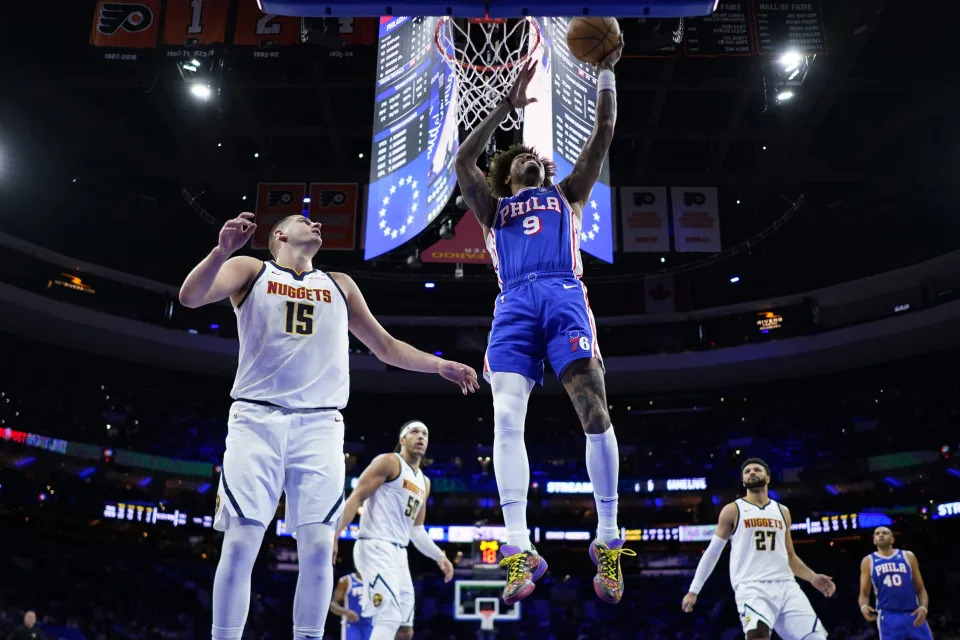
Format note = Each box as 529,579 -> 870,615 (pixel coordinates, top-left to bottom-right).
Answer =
565,17 -> 621,64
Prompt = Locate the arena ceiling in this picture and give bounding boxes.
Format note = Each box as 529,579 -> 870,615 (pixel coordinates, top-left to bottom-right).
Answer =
0,0 -> 957,316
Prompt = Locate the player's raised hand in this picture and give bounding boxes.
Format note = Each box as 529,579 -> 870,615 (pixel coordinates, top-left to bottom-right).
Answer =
861,605 -> 878,622
218,212 -> 257,255
681,592 -> 697,613
911,605 -> 928,627
506,59 -> 539,109
597,34 -> 624,70
812,573 -> 836,597
438,556 -> 455,583
438,360 -> 480,395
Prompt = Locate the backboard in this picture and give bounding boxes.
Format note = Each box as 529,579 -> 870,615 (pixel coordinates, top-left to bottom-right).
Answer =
454,580 -> 522,622
259,0 -> 718,18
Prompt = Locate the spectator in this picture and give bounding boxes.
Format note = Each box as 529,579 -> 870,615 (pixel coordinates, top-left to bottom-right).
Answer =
8,611 -> 47,640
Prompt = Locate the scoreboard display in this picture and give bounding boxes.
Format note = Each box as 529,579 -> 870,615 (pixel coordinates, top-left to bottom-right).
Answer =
364,16 -> 459,259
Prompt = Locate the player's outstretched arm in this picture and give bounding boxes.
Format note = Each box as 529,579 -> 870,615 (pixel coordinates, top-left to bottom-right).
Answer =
179,212 -> 262,308
682,501 -> 737,612
410,477 -> 454,582
905,551 -> 930,626
560,39 -> 623,209
454,60 -> 539,227
781,505 -> 836,597
336,454 -> 399,539
330,273 -> 480,395
858,556 -> 878,621
329,575 -> 359,622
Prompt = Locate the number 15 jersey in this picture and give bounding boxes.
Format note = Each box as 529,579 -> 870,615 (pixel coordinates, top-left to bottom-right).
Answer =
230,261 -> 350,410
728,498 -> 794,588
485,184 -> 583,286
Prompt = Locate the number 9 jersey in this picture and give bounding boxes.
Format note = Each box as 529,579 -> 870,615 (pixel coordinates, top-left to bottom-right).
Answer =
482,183 -> 601,386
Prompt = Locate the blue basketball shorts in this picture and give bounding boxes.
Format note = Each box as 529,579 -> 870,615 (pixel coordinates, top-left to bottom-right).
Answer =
483,272 -> 602,386
878,611 -> 934,640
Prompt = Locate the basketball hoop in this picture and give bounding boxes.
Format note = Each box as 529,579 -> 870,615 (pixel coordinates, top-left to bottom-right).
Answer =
479,609 -> 496,631
434,16 -> 543,131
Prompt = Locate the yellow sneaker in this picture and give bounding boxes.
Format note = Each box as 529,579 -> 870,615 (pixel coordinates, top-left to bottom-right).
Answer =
498,545 -> 548,604
589,539 -> 635,603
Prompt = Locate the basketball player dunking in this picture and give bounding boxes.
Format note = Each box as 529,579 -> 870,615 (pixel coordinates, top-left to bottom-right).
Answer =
681,458 -> 836,640
330,570 -> 372,640
454,42 -> 632,605
178,213 -> 478,640
859,526 -> 934,639
334,420 -> 454,640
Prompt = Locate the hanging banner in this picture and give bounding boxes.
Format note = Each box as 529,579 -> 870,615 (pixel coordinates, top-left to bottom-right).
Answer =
337,17 -> 378,47
421,214 -> 490,264
252,183 -> 307,250
670,186 -> 721,253
90,0 -> 162,54
162,0 -> 230,57
620,187 -> 669,253
307,183 -> 358,251
644,274 -> 677,314
233,0 -> 302,54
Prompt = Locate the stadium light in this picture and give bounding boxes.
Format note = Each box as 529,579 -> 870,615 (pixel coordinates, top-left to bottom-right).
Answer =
424,282 -> 435,289
189,84 -> 212,101
730,276 -> 740,283
778,51 -> 802,70
776,90 -> 795,102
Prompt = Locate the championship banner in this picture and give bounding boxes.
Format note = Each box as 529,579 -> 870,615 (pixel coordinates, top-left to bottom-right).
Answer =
307,183 -> 358,251
338,18 -> 378,47
90,0 -> 162,54
421,214 -> 490,264
620,187 -> 669,253
252,183 -> 307,250
670,186 -> 721,253
162,0 -> 230,57
233,0 -> 302,53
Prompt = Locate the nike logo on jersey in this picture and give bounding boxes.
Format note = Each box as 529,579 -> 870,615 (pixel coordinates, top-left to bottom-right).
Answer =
562,284 -> 578,289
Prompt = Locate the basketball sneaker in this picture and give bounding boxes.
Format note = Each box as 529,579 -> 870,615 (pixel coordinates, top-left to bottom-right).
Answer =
498,545 -> 548,604
589,538 -> 635,603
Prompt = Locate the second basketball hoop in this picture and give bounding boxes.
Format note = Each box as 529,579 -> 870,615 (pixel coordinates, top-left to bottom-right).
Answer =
434,16 -> 543,131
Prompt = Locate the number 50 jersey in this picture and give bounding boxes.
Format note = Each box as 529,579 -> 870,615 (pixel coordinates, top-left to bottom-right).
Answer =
230,261 -> 350,410
358,453 -> 427,546
485,184 -> 583,286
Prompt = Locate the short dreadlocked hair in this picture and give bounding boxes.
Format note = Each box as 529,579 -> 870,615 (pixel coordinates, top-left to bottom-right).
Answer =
487,144 -> 558,198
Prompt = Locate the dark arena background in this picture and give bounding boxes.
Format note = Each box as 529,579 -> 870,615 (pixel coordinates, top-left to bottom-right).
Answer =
1,0 -> 959,639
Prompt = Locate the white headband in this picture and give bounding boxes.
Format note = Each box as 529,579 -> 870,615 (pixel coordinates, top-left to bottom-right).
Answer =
399,421 -> 428,440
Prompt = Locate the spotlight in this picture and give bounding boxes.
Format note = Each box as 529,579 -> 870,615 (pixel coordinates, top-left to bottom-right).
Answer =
730,276 -> 740,283
303,197 -> 311,203
358,153 -> 364,158
189,84 -> 212,101
776,90 -> 795,102
424,282 -> 435,289
242,195 -> 247,200
778,51 -> 802,70
253,152 -> 259,158
660,257 -> 666,263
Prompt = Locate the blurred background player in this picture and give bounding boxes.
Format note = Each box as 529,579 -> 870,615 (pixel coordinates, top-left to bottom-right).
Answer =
330,570 -> 372,640
454,41 -> 632,605
8,611 -> 47,640
334,421 -> 454,640
179,213 -> 478,640
681,458 -> 836,640
859,526 -> 933,639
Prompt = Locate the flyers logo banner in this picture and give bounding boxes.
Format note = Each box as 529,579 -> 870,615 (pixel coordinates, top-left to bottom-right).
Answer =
234,0 -> 302,51
620,186 -> 669,253
670,186 -> 721,253
421,214 -> 490,264
308,183 -> 357,251
90,0 -> 161,49
253,183 -> 307,250
162,0 -> 229,51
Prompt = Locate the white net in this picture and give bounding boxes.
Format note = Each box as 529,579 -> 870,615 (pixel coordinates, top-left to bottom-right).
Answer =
434,17 -> 543,131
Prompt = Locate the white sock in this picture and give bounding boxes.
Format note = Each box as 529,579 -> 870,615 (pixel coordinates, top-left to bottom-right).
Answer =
292,522 -> 336,639
491,372 -> 535,551
586,427 -> 620,542
212,522 -> 266,640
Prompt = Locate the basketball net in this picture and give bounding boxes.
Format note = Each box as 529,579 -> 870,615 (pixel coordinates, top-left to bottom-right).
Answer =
479,610 -> 496,631
434,17 -> 543,131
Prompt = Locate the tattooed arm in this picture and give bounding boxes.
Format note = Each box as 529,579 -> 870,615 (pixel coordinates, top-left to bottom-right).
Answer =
559,40 -> 624,210
454,60 -> 539,228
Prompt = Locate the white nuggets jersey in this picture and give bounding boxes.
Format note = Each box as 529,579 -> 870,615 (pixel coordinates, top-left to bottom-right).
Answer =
728,498 -> 794,588
358,453 -> 427,546
230,261 -> 350,410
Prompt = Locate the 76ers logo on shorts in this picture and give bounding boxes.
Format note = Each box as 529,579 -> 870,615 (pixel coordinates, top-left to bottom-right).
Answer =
97,3 -> 153,34
569,330 -> 590,353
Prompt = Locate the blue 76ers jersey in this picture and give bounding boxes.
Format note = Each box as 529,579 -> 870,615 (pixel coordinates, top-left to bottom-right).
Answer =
485,184 -> 583,286
871,550 -> 917,612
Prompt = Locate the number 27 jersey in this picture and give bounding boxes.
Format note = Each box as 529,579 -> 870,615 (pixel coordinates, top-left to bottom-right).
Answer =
485,184 -> 583,286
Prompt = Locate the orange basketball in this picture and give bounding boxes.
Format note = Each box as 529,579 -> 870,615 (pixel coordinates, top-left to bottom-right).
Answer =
565,17 -> 621,65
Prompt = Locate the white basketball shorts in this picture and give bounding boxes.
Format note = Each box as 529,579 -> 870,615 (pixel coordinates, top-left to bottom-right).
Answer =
353,538 -> 415,628
735,579 -> 826,639
214,401 -> 345,532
